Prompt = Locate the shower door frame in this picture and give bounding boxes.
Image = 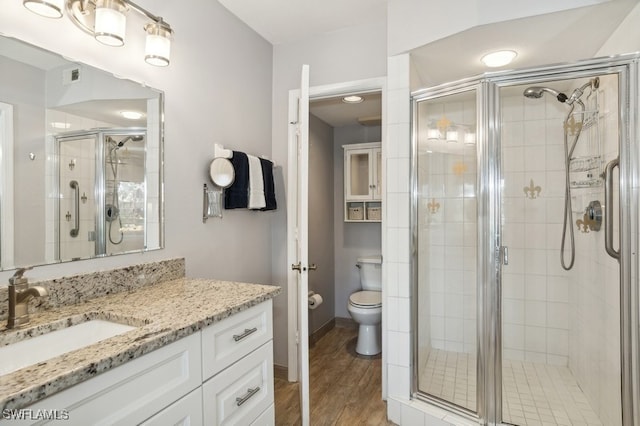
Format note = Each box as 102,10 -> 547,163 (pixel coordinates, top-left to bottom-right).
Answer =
411,54 -> 640,426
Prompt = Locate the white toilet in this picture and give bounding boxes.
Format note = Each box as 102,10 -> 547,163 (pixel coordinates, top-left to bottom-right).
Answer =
347,255 -> 382,356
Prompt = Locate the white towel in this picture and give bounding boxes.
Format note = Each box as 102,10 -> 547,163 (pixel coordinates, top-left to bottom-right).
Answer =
247,154 -> 266,209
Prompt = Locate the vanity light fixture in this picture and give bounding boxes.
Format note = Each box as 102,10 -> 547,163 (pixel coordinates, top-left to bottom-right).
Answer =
342,95 -> 364,104
481,50 -> 517,68
23,0 -> 64,18
23,0 -> 174,66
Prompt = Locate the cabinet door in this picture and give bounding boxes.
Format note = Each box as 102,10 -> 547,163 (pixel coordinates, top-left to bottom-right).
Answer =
345,148 -> 373,200
140,388 -> 203,426
372,147 -> 382,200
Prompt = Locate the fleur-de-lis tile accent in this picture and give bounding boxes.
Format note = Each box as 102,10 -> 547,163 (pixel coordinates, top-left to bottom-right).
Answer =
452,161 -> 467,176
436,116 -> 451,133
576,211 -> 599,233
523,179 -> 542,199
428,198 -> 440,214
564,115 -> 583,136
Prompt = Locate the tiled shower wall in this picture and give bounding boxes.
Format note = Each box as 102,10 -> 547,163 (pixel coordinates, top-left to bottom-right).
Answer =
501,74 -> 621,425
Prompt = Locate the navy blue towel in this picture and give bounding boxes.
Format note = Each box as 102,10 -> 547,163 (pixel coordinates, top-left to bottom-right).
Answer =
259,158 -> 277,211
224,151 -> 249,209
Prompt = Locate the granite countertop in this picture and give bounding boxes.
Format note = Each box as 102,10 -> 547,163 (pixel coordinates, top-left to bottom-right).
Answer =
0,278 -> 281,411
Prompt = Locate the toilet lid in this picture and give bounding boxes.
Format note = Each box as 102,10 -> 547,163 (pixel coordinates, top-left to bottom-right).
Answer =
349,291 -> 381,308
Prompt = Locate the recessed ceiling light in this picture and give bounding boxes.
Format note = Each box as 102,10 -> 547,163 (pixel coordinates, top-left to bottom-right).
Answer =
120,111 -> 144,120
342,95 -> 364,104
481,50 -> 517,68
50,122 -> 71,129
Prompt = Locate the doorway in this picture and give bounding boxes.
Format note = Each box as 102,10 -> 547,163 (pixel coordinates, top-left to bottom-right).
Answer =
285,76 -> 386,424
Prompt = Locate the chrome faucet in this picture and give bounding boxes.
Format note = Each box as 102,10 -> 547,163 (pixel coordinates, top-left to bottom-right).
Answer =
7,267 -> 48,329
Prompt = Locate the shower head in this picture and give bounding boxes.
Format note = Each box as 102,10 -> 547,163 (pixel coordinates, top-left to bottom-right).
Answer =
523,86 -> 568,103
116,135 -> 144,147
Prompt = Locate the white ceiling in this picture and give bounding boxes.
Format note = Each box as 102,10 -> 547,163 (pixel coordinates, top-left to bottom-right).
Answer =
217,0 -> 387,45
217,0 -> 637,127
410,0 -> 639,87
310,93 -> 382,128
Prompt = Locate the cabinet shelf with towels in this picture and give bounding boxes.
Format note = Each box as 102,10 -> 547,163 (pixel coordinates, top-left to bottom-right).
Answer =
343,142 -> 382,222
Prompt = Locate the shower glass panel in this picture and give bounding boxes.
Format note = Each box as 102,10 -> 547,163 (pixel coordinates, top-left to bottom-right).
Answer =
58,135 -> 97,261
500,73 -> 622,426
415,89 -> 478,413
104,134 -> 146,255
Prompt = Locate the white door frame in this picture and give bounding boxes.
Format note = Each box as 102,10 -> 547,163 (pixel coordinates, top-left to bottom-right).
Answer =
286,76 -> 387,387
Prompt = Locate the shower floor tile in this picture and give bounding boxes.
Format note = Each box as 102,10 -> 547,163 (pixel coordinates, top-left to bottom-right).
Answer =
418,349 -> 603,425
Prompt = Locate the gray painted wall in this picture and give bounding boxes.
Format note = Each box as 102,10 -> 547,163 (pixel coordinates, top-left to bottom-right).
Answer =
0,2 -> 274,297
308,114 -> 335,334
333,125 -> 382,319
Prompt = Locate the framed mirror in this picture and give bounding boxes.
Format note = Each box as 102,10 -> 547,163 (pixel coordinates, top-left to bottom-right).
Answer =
0,35 -> 164,271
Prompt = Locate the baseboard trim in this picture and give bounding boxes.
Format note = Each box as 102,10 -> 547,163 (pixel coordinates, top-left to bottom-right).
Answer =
310,318 -> 335,346
273,364 -> 288,380
335,316 -> 357,329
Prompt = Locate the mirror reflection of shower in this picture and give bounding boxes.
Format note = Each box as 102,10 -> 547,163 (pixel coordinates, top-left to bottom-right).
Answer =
56,129 -> 147,262
106,134 -> 144,245
523,77 -> 600,270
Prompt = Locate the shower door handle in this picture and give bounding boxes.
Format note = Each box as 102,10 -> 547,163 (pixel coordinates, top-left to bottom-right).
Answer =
70,180 -> 80,238
603,157 -> 620,260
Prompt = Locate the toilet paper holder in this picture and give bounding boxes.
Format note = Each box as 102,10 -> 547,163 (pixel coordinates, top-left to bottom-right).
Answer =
308,291 -> 323,309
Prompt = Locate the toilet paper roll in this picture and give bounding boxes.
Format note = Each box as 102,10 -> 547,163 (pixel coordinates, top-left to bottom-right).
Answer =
308,294 -> 323,309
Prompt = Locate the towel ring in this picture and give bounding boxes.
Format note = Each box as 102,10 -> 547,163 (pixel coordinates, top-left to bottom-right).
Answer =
210,158 -> 235,188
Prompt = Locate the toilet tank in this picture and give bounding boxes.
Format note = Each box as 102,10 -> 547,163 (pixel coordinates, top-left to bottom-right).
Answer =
357,255 -> 382,291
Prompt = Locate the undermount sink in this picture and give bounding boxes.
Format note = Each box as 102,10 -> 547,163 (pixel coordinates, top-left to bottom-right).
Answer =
0,317 -> 138,376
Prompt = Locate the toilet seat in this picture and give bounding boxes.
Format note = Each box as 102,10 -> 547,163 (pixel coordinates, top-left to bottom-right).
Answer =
349,291 -> 381,309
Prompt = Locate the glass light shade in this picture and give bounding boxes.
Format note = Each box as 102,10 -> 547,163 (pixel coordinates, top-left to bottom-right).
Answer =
23,0 -> 64,18
427,128 -> 440,140
446,130 -> 459,143
145,22 -> 172,67
342,95 -> 364,104
94,0 -> 127,47
464,131 -> 476,145
481,50 -> 517,68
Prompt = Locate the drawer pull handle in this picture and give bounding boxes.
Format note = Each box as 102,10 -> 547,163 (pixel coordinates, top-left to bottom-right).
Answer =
233,327 -> 258,342
236,386 -> 260,406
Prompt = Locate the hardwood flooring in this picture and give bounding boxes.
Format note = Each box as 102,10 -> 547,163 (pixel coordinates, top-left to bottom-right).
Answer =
274,326 -> 396,425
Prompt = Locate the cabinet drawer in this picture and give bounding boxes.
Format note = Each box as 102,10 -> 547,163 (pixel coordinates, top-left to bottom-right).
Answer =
202,300 -> 272,380
202,341 -> 274,425
140,388 -> 203,426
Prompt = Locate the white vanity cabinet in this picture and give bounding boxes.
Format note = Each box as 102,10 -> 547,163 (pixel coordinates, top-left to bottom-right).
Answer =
343,142 -> 382,222
14,300 -> 275,426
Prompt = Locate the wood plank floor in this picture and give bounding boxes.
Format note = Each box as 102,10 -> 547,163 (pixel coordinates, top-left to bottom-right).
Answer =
274,326 -> 396,425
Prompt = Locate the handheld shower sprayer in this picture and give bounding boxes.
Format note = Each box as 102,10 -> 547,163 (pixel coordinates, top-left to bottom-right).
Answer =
522,77 -> 599,271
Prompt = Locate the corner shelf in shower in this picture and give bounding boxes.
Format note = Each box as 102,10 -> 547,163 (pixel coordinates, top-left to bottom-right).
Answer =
569,155 -> 603,188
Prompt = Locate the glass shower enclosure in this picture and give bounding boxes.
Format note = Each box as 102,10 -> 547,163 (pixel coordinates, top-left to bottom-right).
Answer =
412,55 -> 639,425
56,128 -> 146,262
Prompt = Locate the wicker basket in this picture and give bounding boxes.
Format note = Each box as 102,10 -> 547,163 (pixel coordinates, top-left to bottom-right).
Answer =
367,206 -> 381,221
348,207 -> 364,220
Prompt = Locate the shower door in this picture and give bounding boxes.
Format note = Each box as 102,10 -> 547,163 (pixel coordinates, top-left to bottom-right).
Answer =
57,134 -> 98,261
413,85 -> 480,416
497,69 -> 627,426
